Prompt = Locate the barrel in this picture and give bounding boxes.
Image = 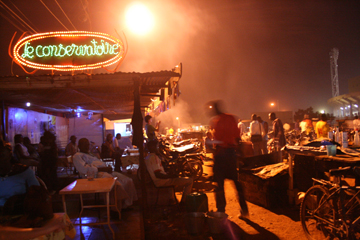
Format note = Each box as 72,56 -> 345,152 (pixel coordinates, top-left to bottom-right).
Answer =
184,212 -> 206,235
185,192 -> 208,213
207,211 -> 228,234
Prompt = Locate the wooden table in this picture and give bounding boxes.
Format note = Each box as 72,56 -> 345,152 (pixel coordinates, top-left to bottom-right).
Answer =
59,177 -> 120,239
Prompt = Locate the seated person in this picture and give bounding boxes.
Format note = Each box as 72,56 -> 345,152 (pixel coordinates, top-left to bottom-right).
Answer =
0,143 -> 40,214
13,134 -> 39,166
73,138 -> 138,209
65,135 -> 78,157
23,137 -> 39,159
144,140 -> 193,206
101,134 -> 123,172
117,134 -> 134,150
90,141 -> 101,159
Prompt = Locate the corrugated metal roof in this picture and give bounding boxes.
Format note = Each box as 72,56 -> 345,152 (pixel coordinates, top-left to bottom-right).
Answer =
0,66 -> 181,119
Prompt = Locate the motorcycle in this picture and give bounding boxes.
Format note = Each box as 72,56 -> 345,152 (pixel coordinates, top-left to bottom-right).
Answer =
285,129 -> 300,146
299,129 -> 316,145
157,138 -> 204,180
137,138 -> 204,182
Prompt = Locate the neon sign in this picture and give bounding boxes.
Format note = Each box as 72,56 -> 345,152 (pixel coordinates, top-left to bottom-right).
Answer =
13,31 -> 126,71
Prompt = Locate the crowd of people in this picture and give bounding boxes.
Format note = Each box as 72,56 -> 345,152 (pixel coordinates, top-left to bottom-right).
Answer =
0,130 -> 139,216
3,101 -> 360,239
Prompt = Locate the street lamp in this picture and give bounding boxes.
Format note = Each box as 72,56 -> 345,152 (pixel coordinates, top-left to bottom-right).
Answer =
125,3 -> 154,35
176,117 -> 180,128
270,101 -> 280,111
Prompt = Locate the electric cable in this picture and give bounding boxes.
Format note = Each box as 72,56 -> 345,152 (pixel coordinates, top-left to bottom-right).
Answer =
54,0 -> 77,30
0,10 -> 25,32
79,0 -> 92,30
0,0 -> 37,33
8,0 -> 40,32
39,0 -> 69,30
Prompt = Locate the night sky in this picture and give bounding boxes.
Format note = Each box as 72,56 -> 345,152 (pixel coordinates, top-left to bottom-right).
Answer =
1,0 -> 360,125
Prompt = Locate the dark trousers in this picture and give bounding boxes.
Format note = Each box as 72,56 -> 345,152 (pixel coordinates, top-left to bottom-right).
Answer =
113,151 -> 122,172
213,147 -> 248,213
39,165 -> 58,191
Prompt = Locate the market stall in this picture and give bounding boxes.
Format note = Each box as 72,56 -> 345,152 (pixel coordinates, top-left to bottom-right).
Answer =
285,143 -> 360,204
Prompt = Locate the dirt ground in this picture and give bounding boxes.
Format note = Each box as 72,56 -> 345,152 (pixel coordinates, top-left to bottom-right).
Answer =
143,159 -> 308,240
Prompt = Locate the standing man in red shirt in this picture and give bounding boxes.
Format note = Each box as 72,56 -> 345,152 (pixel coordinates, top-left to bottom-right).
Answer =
206,100 -> 249,219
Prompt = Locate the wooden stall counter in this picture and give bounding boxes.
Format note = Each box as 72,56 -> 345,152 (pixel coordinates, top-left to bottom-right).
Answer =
291,149 -> 360,192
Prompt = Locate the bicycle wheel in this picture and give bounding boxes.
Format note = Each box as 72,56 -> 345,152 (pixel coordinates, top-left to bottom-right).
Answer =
300,185 -> 333,240
340,190 -> 360,240
182,160 -> 203,180
188,160 -> 203,180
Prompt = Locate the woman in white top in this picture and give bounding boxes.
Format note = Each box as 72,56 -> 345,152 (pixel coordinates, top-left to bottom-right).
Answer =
249,114 -> 264,156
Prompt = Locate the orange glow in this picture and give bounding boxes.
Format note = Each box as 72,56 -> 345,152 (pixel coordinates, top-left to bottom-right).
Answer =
12,31 -> 126,71
125,3 -> 154,35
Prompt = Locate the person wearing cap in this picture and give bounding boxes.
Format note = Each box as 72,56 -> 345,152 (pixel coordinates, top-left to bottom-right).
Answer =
206,100 -> 249,219
144,115 -> 161,141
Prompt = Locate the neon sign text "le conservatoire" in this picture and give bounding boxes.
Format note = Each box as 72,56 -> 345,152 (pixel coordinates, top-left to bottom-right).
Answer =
22,39 -> 119,59
13,31 -> 125,71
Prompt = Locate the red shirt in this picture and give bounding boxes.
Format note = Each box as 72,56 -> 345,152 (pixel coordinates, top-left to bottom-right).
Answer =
210,113 -> 240,147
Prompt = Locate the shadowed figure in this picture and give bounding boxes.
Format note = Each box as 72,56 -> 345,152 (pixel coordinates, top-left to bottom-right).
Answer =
206,100 -> 249,219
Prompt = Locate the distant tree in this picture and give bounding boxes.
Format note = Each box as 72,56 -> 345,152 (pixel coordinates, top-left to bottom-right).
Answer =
294,107 -> 335,122
294,107 -> 317,121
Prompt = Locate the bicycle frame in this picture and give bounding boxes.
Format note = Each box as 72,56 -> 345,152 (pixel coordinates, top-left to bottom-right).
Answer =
311,177 -> 360,235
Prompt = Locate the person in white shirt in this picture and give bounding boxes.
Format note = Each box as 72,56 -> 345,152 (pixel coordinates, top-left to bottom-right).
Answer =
299,114 -> 313,134
249,114 -> 264,156
257,116 -> 268,154
112,134 -> 120,150
353,116 -> 360,131
117,134 -> 134,149
237,119 -> 247,141
145,140 -> 193,206
73,138 -> 138,210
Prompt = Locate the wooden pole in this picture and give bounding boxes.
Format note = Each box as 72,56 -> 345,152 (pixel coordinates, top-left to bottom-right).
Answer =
131,79 -> 147,215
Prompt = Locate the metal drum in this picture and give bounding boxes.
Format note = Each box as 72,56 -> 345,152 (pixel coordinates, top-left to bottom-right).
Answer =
185,192 -> 208,213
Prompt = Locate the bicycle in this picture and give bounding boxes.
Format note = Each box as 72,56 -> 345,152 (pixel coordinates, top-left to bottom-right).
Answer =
300,166 -> 360,240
